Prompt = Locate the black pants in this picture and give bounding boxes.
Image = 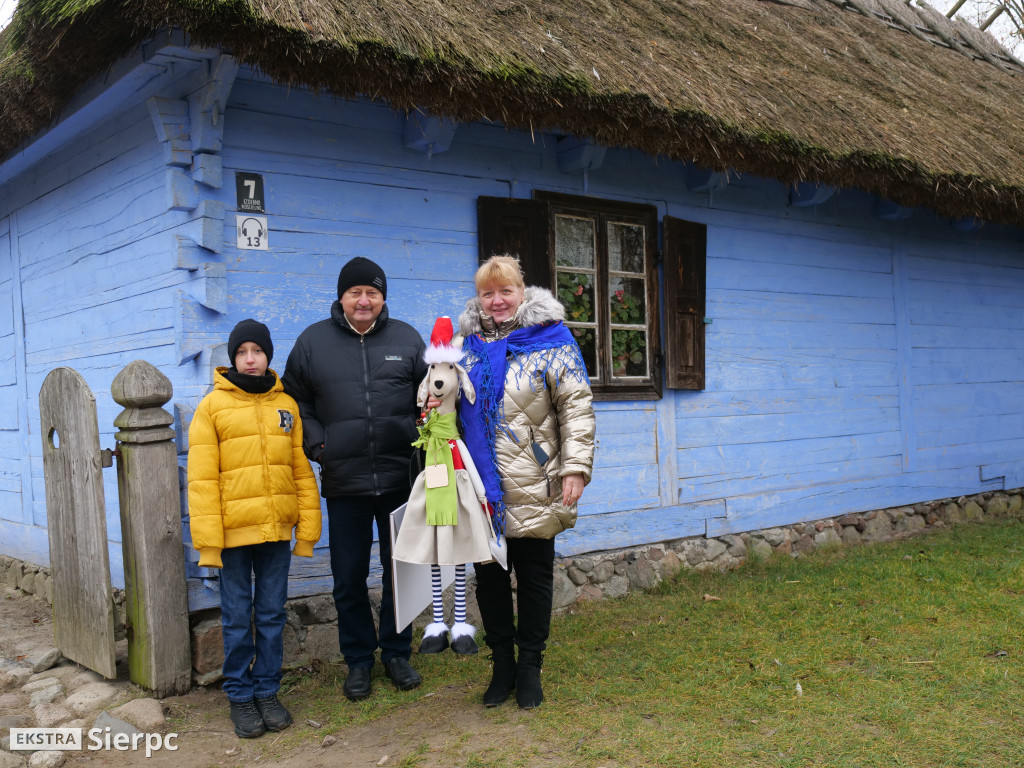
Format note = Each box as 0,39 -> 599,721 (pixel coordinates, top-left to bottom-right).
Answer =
326,490 -> 412,667
474,537 -> 555,653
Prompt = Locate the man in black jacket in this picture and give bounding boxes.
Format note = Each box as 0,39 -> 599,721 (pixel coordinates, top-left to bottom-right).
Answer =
283,257 -> 426,701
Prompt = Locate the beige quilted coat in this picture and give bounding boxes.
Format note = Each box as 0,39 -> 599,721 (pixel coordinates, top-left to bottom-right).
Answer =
458,287 -> 596,539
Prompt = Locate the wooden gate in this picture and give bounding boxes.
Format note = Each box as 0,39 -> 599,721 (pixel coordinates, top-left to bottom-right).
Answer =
39,368 -> 117,678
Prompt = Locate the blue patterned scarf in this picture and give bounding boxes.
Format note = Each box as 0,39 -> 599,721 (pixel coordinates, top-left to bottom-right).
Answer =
460,321 -> 589,538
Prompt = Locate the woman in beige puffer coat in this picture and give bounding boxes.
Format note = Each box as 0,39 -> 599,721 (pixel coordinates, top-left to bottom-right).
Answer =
458,255 -> 595,711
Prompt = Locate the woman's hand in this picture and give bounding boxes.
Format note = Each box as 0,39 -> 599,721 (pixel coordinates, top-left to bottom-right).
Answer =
561,474 -> 584,506
425,396 -> 442,410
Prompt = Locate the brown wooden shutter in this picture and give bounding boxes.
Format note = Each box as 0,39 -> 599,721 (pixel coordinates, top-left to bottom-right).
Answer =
663,216 -> 707,390
477,197 -> 551,288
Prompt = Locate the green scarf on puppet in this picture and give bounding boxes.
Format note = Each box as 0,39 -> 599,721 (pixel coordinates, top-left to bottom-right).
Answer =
412,410 -> 459,525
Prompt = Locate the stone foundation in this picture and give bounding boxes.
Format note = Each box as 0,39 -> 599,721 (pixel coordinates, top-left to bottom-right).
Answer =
3,488 -> 1020,684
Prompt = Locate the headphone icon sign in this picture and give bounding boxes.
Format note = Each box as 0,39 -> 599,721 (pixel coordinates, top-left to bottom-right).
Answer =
240,217 -> 266,240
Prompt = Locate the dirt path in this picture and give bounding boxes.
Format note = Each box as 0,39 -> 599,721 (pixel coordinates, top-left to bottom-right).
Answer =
1,588 -> 549,768
108,688 -> 543,768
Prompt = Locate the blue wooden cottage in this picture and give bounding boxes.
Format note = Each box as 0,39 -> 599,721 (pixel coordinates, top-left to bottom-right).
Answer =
1,0 -> 1022,607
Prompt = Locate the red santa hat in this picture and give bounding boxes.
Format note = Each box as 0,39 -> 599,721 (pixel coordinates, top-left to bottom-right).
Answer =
423,316 -> 464,364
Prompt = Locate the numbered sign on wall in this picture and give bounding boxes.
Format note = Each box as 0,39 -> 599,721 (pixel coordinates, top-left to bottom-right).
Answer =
236,214 -> 269,250
235,172 -> 265,213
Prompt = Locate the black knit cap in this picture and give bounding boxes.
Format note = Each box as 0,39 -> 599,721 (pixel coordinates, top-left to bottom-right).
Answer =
228,319 -> 274,366
337,256 -> 387,300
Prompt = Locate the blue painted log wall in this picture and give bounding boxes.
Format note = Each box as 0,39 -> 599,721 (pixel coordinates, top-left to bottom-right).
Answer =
1,56 -> 1022,607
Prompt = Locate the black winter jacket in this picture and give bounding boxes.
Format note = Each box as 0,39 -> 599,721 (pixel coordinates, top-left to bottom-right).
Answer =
282,302 -> 427,497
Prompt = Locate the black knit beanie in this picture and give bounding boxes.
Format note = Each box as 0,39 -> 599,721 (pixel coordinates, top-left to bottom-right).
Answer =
228,319 -> 274,366
337,257 -> 387,300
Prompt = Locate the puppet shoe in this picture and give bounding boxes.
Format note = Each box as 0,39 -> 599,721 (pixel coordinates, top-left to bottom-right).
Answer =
450,622 -> 479,655
418,622 -> 450,654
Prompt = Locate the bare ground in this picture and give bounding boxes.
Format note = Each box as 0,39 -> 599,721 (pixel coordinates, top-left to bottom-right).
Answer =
1,589 -> 554,768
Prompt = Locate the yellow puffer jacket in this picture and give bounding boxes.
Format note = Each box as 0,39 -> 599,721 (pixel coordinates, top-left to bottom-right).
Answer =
187,368 -> 322,568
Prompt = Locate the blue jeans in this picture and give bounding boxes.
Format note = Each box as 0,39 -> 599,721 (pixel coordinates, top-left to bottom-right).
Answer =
327,492 -> 412,668
220,541 -> 291,702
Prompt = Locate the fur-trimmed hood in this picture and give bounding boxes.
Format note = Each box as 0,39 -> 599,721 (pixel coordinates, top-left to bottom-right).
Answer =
458,287 -> 565,338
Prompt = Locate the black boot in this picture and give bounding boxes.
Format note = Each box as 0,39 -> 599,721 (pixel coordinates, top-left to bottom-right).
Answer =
482,642 -> 517,707
516,650 -> 543,709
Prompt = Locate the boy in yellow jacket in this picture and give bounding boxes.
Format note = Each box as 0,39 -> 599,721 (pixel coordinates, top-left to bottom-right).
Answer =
188,319 -> 321,738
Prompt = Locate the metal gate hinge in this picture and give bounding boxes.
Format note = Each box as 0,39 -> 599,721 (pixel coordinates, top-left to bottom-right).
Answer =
100,448 -> 120,468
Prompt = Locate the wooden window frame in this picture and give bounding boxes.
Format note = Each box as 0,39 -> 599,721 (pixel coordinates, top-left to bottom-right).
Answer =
477,195 -> 707,399
536,192 -> 661,401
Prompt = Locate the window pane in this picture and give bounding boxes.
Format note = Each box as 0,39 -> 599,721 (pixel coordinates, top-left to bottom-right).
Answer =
609,276 -> 646,325
608,222 -> 645,273
555,216 -> 596,269
557,271 -> 596,324
570,327 -> 598,379
611,329 -> 648,378
539,193 -> 659,394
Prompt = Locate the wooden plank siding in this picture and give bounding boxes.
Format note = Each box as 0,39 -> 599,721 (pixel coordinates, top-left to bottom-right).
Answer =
906,243 -> 1024,481
0,219 -> 19,512
1,63 -> 1023,607
0,101 -> 174,573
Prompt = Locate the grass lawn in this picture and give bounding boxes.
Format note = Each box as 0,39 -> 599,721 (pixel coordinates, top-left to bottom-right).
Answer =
277,517 -> 1024,767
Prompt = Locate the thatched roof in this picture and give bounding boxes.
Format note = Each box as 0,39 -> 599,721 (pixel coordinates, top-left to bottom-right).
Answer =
3,0 -> 1024,225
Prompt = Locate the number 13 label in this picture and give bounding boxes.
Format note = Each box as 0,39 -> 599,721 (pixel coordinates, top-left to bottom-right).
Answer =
236,215 -> 269,251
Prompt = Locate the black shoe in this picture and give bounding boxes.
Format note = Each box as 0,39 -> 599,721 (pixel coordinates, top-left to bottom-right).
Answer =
419,632 -> 450,654
384,657 -> 422,691
229,699 -> 266,739
343,666 -> 372,701
482,643 -> 516,707
451,634 -> 479,656
516,650 -> 544,709
255,694 -> 293,731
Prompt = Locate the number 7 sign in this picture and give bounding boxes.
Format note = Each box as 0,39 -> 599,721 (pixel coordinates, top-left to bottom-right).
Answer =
235,172 -> 266,213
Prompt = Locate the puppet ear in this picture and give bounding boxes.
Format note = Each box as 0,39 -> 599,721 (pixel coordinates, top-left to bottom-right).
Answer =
457,364 -> 476,405
416,371 -> 430,409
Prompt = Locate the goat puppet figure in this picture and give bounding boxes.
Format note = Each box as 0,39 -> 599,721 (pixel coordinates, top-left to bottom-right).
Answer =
392,317 -> 503,655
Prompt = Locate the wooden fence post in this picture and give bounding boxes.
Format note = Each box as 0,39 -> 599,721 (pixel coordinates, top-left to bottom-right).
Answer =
111,360 -> 191,696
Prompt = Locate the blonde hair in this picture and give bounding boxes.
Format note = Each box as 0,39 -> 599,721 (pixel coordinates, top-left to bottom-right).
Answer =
474,254 -> 525,292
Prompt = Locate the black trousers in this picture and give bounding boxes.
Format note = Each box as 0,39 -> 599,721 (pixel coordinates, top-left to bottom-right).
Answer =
326,490 -> 412,668
474,537 -> 555,653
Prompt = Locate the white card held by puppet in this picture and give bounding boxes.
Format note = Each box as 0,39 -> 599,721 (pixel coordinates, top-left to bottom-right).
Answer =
391,316 -> 507,656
